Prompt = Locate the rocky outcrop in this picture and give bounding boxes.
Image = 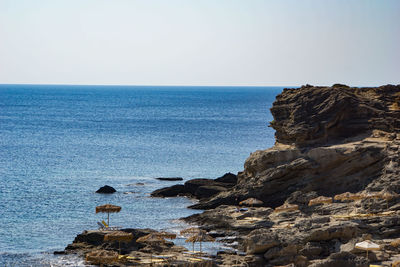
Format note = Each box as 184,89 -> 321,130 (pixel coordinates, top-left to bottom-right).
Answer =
182,84 -> 400,266
270,84 -> 400,147
151,184 -> 185,197
63,228 -> 217,266
65,228 -> 154,254
191,84 -> 400,210
96,185 -> 116,194
150,173 -> 237,199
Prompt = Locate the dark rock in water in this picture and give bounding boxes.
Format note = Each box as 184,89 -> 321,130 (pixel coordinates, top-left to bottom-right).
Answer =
184,178 -> 230,196
151,184 -> 185,197
53,250 -> 65,255
65,228 -> 168,255
184,179 -> 215,195
195,185 -> 228,199
95,185 -> 116,194
214,172 -> 237,184
155,177 -> 183,181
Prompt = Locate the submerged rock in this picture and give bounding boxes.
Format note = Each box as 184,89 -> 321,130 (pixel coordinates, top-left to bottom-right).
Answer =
155,177 -> 183,181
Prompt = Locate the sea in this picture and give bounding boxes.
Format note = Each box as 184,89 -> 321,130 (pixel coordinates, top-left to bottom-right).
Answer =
0,84 -> 285,266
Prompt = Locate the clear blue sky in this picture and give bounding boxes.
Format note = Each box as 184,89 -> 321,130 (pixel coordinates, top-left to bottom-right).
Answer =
0,0 -> 399,86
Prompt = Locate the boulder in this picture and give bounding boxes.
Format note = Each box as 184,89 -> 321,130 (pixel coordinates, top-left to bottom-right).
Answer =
306,221 -> 358,242
244,229 -> 280,254
95,185 -> 116,194
150,185 -> 185,197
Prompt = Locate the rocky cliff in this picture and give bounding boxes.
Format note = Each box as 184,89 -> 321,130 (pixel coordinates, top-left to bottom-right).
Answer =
190,84 -> 400,210
179,84 -> 400,267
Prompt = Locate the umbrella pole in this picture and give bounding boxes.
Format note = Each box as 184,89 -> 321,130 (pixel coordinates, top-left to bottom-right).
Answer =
366,249 -> 368,259
107,212 -> 110,226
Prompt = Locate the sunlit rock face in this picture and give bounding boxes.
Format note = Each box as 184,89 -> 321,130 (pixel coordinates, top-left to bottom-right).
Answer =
191,84 -> 400,209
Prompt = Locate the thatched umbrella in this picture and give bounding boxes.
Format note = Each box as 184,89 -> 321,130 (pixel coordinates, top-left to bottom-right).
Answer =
104,231 -> 133,254
355,240 -> 380,258
136,233 -> 167,244
185,232 -> 215,254
157,231 -> 177,239
180,227 -> 204,236
180,228 -> 205,251
239,198 -> 264,207
136,233 -> 168,265
274,203 -> 299,213
308,196 -> 332,206
96,204 -> 121,226
86,249 -> 118,266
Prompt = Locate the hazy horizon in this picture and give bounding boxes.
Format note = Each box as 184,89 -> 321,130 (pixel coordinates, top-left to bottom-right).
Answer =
1,0 -> 399,87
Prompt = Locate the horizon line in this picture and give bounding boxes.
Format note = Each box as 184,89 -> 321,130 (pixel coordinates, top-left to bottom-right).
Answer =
0,83 -> 301,88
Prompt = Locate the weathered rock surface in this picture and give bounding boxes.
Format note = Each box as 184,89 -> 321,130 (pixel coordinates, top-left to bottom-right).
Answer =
191,84 -> 400,210
271,84 -> 400,147
181,84 -> 400,266
64,228 -> 217,266
96,185 -> 116,194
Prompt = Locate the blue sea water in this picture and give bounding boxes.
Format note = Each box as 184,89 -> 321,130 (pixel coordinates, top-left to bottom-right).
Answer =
0,84 -> 283,266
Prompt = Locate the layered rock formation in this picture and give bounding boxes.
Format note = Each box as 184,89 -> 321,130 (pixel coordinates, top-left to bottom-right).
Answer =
190,84 -> 400,210
182,84 -> 400,266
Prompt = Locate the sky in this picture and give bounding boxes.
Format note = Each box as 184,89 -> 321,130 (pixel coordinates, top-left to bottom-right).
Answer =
0,0 -> 399,87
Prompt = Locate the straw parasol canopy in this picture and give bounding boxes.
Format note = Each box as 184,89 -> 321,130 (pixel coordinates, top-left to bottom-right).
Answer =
86,249 -> 118,265
180,227 -> 205,236
157,231 -> 177,239
185,231 -> 215,254
104,231 -> 133,255
239,198 -> 264,207
96,204 -> 121,226
308,196 -> 332,206
355,240 -> 380,258
274,203 -> 299,213
136,233 -> 167,244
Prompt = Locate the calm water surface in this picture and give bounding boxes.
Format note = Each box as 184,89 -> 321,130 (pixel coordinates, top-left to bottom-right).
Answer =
0,85 -> 283,266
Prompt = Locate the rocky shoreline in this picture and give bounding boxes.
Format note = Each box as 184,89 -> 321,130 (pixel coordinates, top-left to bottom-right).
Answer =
62,84 -> 400,266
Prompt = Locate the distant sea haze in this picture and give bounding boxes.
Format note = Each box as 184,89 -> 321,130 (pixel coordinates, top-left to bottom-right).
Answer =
0,84 -> 282,266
